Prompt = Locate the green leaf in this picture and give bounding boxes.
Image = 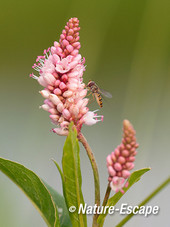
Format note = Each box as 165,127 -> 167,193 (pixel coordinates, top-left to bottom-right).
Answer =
52,159 -> 65,190
97,168 -> 151,225
0,157 -> 60,227
62,123 -> 87,227
43,182 -> 72,227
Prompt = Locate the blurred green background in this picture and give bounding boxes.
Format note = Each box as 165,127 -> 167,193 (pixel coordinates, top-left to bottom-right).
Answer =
0,0 -> 170,226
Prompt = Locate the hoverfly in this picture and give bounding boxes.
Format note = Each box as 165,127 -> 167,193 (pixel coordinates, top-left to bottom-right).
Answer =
86,80 -> 112,108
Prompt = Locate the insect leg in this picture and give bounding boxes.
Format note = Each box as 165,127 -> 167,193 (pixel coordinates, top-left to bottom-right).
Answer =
87,91 -> 92,97
87,93 -> 95,105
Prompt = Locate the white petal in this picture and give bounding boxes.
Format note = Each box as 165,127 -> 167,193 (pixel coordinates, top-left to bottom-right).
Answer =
49,94 -> 61,105
39,90 -> 51,98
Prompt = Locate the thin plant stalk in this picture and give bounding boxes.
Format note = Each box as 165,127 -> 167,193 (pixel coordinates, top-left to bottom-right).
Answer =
78,132 -> 100,227
94,183 -> 111,227
102,183 -> 111,207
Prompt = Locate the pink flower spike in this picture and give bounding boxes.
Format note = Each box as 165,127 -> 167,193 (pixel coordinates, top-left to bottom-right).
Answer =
30,18 -> 103,135
107,120 -> 138,192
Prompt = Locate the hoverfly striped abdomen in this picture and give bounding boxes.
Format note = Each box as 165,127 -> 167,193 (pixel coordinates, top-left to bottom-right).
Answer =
96,93 -> 103,107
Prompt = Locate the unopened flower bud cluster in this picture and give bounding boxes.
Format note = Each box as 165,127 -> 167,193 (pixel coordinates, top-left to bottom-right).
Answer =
107,120 -> 138,193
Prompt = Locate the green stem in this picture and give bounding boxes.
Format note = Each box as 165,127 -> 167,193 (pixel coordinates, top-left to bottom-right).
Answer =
116,177 -> 170,227
78,132 -> 100,227
96,183 -> 112,227
102,183 -> 111,207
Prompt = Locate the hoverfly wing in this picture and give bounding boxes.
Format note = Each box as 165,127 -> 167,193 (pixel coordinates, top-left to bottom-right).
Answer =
99,88 -> 112,98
